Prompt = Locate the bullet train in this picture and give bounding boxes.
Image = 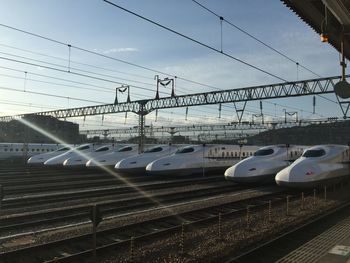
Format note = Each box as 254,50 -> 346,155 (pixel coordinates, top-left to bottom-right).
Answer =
62,144 -> 116,167
44,143 -> 96,166
224,145 -> 306,183
27,145 -> 73,165
276,145 -> 350,188
146,144 -> 260,176
115,144 -> 178,174
86,144 -> 138,168
0,143 -> 61,160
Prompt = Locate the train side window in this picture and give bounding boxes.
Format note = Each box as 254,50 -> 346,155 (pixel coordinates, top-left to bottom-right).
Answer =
235,152 -> 237,157
10,148 -> 13,152
15,149 -> 19,152
215,148 -> 218,154
37,149 -> 40,152
222,152 -> 225,157
231,152 -> 233,157
4,149 -> 7,152
242,152 -> 245,157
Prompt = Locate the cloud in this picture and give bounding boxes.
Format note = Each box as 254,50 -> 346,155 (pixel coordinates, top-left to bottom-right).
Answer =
103,47 -> 139,54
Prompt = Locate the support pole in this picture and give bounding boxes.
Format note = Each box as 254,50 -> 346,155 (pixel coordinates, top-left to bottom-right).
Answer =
138,102 -> 147,154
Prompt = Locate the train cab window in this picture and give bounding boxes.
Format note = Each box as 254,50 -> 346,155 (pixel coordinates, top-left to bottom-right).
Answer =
95,146 -> 110,152
302,149 -> 326,158
57,147 -> 70,151
118,146 -> 133,152
144,147 -> 163,153
254,149 -> 274,156
176,147 -> 194,154
76,145 -> 90,151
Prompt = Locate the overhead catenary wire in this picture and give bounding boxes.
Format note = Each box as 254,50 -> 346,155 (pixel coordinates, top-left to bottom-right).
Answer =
0,24 -> 338,110
0,22 -> 339,121
191,0 -> 322,78
103,0 -> 289,82
0,23 -> 224,91
102,0 -> 339,106
0,53 -> 314,118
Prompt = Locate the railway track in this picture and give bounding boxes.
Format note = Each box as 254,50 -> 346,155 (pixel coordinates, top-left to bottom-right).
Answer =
0,168 -> 227,197
0,187 -> 284,263
228,200 -> 350,263
0,181 -> 246,234
1,175 -> 224,210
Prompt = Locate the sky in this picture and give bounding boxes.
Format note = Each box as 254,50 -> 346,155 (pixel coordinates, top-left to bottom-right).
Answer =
0,0 -> 346,130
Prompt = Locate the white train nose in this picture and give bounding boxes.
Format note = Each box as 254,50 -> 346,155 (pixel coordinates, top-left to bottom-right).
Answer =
27,156 -> 44,164
146,159 -> 174,175
115,156 -> 153,174
275,167 -> 291,186
63,157 -> 88,167
44,156 -> 66,166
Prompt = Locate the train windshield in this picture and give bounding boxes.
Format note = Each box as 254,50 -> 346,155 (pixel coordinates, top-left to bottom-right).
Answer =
175,147 -> 194,154
76,145 -> 90,150
118,146 -> 133,152
95,146 -> 110,152
302,149 -> 326,157
144,147 -> 163,153
57,147 -> 70,151
254,148 -> 274,156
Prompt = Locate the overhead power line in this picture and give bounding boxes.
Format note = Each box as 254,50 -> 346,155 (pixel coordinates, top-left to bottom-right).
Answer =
103,0 -> 289,82
102,0 -> 338,106
0,23 -> 223,91
191,0 -> 322,78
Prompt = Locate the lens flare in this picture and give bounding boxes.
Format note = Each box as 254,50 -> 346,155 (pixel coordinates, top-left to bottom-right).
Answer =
18,117 -> 185,221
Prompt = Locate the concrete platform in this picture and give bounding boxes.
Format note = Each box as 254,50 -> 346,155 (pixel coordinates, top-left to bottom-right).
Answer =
277,215 -> 350,263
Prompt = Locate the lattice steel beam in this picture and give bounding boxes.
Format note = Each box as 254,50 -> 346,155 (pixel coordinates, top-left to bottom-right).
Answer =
0,75 -> 347,122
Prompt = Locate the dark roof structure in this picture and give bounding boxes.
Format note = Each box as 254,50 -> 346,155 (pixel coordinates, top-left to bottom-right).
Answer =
282,0 -> 350,59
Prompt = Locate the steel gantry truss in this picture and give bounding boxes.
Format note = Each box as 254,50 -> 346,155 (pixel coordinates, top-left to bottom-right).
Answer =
1,75 -> 349,151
